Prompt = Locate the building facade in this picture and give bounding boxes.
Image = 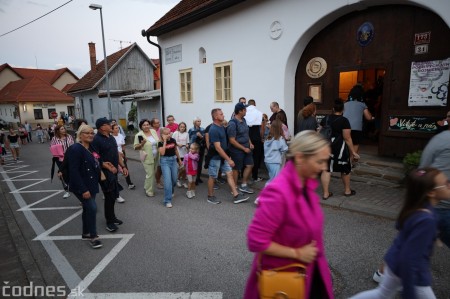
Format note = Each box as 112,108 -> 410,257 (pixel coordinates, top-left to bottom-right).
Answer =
145,0 -> 450,156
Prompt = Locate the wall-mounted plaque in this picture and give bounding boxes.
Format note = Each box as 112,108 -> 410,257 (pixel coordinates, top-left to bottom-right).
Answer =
165,44 -> 182,65
308,83 -> 322,103
306,57 -> 327,78
269,21 -> 283,40
357,22 -> 374,47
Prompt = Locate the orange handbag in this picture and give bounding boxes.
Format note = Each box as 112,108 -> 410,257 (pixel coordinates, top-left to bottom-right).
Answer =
258,257 -> 306,299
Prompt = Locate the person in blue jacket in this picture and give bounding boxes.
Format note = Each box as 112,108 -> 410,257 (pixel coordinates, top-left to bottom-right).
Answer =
68,125 -> 102,249
350,167 -> 450,299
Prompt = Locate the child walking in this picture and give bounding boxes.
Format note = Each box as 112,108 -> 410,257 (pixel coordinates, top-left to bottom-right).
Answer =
35,123 -> 44,143
350,168 -> 450,299
263,119 -> 288,184
183,143 -> 200,199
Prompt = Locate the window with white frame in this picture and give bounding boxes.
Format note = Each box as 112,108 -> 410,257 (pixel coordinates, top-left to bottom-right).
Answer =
214,61 -> 232,102
179,68 -> 193,103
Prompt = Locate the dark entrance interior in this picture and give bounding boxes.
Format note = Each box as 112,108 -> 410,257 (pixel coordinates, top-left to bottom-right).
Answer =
338,68 -> 385,153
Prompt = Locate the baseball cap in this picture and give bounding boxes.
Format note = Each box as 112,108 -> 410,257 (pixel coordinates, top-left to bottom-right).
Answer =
234,102 -> 247,114
95,117 -> 112,129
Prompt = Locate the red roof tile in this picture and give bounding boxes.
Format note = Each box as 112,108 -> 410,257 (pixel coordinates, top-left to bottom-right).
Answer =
0,77 -> 73,103
0,63 -> 21,77
147,0 -> 244,36
61,83 -> 76,93
12,67 -> 78,85
68,44 -> 133,93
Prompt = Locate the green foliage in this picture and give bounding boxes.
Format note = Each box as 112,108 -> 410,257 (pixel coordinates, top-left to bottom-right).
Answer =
128,102 -> 137,122
403,150 -> 422,173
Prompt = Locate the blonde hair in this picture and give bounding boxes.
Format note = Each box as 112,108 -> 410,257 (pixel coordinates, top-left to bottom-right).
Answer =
286,130 -> 329,161
76,124 -> 93,142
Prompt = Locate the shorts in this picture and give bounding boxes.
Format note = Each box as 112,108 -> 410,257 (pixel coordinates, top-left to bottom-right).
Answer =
187,175 -> 196,183
9,142 -> 19,149
350,130 -> 363,145
230,151 -> 253,170
208,159 -> 232,178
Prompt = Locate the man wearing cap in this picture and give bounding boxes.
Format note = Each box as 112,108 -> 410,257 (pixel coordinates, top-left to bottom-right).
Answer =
297,96 -> 318,132
228,102 -> 254,194
92,117 -> 128,232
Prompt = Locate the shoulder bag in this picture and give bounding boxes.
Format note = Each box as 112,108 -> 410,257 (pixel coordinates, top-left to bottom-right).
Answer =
257,254 -> 306,299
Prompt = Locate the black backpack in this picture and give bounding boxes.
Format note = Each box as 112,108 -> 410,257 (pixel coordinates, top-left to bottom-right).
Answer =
59,145 -> 73,185
319,116 -> 333,140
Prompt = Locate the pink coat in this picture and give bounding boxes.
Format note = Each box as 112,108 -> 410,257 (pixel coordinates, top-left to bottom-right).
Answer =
244,160 -> 334,299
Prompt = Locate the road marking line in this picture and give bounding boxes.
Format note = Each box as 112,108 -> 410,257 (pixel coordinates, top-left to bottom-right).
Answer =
17,191 -> 65,210
34,210 -> 82,241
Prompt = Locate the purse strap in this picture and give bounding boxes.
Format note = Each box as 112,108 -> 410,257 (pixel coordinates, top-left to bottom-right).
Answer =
257,253 -> 306,273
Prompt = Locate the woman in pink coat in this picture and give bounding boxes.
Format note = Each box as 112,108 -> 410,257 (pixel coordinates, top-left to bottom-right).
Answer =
244,130 -> 334,299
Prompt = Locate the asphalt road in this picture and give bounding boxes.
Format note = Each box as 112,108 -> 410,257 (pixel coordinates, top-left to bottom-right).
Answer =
2,142 -> 449,298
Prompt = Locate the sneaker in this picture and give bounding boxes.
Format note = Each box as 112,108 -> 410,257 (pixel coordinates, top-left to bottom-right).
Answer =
106,223 -> 118,232
183,182 -> 188,189
165,202 -> 173,208
233,193 -> 249,204
254,177 -> 263,182
239,185 -> 254,194
128,184 -> 136,189
192,190 -> 196,198
63,191 -> 71,199
186,190 -> 193,199
146,191 -> 155,197
216,178 -> 226,184
90,239 -> 103,249
254,197 -> 259,205
113,218 -> 123,225
157,183 -> 164,189
82,234 -> 98,240
213,183 -> 220,190
176,180 -> 182,187
207,196 -> 221,204
116,196 -> 125,203
373,270 -> 384,283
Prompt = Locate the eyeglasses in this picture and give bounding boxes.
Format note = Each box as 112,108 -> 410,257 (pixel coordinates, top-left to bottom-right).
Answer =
82,132 -> 95,135
434,180 -> 450,190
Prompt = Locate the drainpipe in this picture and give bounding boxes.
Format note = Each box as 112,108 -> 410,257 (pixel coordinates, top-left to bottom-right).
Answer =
141,30 -> 165,127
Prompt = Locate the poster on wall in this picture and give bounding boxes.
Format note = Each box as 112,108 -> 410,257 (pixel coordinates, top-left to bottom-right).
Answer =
408,58 -> 450,106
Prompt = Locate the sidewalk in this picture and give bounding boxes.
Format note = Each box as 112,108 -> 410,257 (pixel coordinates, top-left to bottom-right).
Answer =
124,144 -> 405,220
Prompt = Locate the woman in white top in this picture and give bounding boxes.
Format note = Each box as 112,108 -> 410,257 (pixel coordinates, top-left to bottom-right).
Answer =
172,122 -> 189,188
133,119 -> 160,197
112,124 -> 135,191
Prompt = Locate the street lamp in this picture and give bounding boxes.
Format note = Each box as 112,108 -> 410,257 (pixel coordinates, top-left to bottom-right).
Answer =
89,3 -> 112,119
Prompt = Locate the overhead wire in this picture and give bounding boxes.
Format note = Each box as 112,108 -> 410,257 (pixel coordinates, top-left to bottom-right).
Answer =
0,0 -> 73,38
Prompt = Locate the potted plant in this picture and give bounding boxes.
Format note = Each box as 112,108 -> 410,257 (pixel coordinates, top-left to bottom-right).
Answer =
402,150 -> 422,174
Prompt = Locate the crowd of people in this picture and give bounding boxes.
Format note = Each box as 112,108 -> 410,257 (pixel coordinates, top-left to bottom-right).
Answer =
0,95 -> 449,298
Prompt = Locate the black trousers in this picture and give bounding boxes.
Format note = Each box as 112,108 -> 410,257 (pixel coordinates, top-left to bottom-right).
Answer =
196,146 -> 205,182
103,190 -> 117,224
251,140 -> 264,180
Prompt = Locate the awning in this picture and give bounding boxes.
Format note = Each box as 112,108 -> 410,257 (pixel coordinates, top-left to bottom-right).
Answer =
120,90 -> 161,102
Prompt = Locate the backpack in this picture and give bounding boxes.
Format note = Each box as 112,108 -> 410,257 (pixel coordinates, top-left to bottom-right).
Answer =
59,146 -> 73,185
319,116 -> 333,140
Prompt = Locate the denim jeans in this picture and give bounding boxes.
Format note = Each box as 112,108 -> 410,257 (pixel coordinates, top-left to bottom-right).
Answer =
75,193 -> 97,238
160,155 -> 178,204
436,208 -> 450,248
265,162 -> 281,184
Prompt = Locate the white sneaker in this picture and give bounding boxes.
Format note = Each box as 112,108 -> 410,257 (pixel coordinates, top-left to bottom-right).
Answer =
176,180 -> 182,187
116,196 -> 125,203
63,191 -> 70,199
128,184 -> 136,189
183,182 -> 188,189
165,202 -> 173,208
186,190 -> 193,199
192,190 -> 196,197
373,270 -> 384,283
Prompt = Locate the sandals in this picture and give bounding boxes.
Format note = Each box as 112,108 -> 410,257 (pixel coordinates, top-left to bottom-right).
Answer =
322,192 -> 333,200
344,190 -> 356,197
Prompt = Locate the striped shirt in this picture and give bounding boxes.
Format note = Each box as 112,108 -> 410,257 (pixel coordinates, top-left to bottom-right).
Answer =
50,135 -> 75,153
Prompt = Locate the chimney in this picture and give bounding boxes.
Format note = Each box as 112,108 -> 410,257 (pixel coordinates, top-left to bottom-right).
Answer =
88,42 -> 96,71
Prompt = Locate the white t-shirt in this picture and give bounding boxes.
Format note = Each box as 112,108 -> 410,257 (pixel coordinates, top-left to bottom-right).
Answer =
113,134 -> 125,153
172,131 -> 189,158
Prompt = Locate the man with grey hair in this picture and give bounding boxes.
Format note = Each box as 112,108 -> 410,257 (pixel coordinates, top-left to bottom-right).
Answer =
269,101 -> 288,126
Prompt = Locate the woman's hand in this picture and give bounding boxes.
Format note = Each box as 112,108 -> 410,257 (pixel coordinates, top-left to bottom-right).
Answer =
295,240 -> 318,263
82,191 -> 91,199
353,152 -> 360,160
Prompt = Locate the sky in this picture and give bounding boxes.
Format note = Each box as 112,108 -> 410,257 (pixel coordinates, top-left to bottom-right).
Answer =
0,0 -> 179,77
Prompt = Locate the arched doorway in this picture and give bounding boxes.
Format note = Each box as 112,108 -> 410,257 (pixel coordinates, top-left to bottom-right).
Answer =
295,4 -> 450,156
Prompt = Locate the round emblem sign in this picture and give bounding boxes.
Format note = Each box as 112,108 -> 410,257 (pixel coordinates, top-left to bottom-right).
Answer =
50,111 -> 58,119
357,22 -> 374,47
306,57 -> 327,78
